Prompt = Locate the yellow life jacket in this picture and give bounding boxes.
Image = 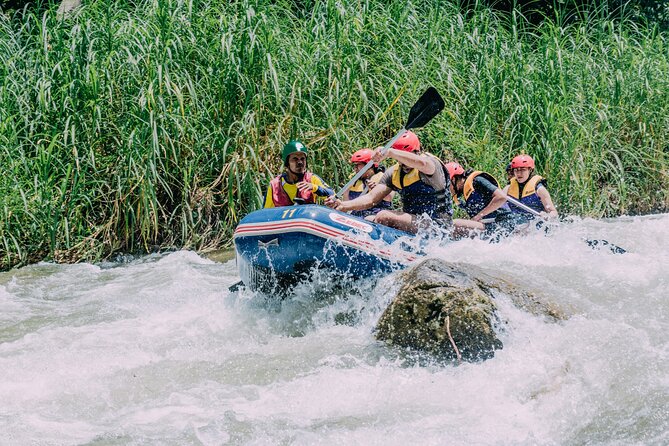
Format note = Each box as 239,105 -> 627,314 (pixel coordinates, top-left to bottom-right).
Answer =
348,172 -> 385,196
391,164 -> 420,189
507,175 -> 544,199
388,154 -> 450,217
390,153 -> 444,190
462,171 -> 500,200
349,178 -> 366,193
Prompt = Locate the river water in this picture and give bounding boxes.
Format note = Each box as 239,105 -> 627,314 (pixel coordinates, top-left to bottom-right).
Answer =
1,214 -> 667,445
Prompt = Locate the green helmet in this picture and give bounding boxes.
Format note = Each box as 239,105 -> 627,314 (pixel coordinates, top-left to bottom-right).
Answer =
282,140 -> 308,166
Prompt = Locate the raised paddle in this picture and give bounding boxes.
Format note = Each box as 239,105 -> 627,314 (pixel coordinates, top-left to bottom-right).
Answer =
337,86 -> 445,197
504,195 -> 626,254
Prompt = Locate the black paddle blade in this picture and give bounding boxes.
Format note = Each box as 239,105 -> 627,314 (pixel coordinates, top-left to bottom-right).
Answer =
405,86 -> 445,130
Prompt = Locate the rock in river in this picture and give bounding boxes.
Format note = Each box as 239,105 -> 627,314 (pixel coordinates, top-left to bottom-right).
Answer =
375,258 -> 565,363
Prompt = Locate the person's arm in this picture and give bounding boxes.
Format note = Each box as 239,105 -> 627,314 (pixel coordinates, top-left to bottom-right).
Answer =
382,190 -> 395,203
368,172 -> 394,203
471,177 -> 507,222
472,189 -> 508,222
374,148 -> 436,175
326,184 -> 391,212
536,186 -> 558,218
313,184 -> 334,197
297,175 -> 334,197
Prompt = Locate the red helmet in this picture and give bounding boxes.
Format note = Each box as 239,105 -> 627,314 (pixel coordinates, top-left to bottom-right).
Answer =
391,131 -> 420,152
445,162 -> 465,181
511,154 -> 535,169
350,148 -> 374,164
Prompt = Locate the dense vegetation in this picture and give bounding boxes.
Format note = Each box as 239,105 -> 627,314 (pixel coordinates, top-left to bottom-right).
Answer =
463,0 -> 669,28
1,0 -> 668,270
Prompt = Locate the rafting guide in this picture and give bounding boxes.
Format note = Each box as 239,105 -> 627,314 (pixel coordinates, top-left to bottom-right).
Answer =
263,140 -> 334,208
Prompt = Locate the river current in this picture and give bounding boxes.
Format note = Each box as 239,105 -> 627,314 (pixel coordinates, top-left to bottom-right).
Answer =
1,214 -> 667,445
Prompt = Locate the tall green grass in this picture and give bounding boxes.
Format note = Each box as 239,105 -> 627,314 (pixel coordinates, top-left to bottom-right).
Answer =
1,0 -> 668,270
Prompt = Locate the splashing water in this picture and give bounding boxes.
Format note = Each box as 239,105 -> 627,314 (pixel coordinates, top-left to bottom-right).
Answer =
0,214 -> 667,445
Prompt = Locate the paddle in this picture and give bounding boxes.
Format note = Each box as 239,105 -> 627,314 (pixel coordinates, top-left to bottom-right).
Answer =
336,86 -> 445,197
504,195 -> 626,254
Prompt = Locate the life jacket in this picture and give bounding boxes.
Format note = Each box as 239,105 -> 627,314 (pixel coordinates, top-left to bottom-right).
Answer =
507,175 -> 546,214
459,170 -> 509,219
269,172 -> 314,206
347,178 -> 366,201
390,154 -> 450,218
349,172 -> 392,218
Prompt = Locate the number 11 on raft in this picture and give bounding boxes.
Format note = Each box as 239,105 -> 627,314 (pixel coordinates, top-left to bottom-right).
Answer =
281,209 -> 297,219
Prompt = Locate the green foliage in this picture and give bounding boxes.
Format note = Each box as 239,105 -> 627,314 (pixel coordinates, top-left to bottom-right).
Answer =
0,0 -> 668,270
461,0 -> 669,29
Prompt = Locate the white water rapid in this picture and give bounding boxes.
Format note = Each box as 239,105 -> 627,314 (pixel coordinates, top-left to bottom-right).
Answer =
1,214 -> 667,445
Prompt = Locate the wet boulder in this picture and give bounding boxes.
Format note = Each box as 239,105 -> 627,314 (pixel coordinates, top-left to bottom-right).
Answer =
375,258 -> 565,363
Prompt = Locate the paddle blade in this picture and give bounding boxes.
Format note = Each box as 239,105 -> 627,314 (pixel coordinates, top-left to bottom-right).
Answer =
405,86 -> 445,130
336,87 -> 444,198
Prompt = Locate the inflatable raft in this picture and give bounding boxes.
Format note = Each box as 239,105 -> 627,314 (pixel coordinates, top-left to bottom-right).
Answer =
233,205 -> 420,292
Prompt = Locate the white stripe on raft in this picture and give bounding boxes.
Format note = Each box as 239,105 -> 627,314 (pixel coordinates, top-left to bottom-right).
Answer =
234,219 -> 418,264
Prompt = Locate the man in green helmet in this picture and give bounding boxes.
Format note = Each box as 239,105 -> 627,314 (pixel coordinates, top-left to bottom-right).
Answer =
264,140 -> 334,208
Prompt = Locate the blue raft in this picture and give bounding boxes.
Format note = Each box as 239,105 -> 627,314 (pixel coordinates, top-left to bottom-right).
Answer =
233,205 -> 421,292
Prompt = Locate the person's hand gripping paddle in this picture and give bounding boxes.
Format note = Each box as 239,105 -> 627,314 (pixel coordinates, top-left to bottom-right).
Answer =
337,87 -> 445,198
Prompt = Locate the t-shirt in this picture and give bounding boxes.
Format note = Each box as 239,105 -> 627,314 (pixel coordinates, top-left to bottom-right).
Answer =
470,175 -> 511,218
472,175 -> 497,203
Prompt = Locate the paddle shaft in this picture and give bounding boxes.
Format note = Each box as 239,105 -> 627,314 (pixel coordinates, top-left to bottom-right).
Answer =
505,194 -> 545,219
505,193 -> 626,253
336,130 -> 405,197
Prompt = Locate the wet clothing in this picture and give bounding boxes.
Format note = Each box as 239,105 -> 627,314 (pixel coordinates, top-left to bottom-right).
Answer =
454,170 -> 520,238
482,212 -> 527,240
378,154 -> 452,222
507,175 -> 548,215
348,171 -> 392,218
457,171 -> 511,220
264,172 -> 333,208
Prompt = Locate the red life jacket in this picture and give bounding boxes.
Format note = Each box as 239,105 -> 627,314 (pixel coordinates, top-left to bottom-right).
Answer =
270,172 -> 314,206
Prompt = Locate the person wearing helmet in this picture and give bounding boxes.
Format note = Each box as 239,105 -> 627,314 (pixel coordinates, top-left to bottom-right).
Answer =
445,161 -> 516,237
502,154 -> 558,219
344,148 -> 394,219
326,131 -> 452,233
264,140 -> 333,208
